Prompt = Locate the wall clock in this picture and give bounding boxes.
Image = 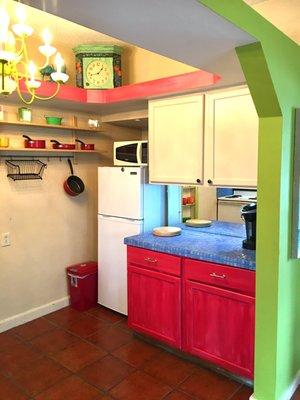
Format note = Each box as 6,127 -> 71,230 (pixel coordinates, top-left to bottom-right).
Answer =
73,44 -> 122,89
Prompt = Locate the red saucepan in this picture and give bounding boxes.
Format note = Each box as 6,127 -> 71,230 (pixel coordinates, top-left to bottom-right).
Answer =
75,139 -> 95,151
23,135 -> 46,149
50,139 -> 76,150
64,159 -> 85,196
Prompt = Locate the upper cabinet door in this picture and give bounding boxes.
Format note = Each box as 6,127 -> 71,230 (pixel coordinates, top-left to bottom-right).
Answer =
204,87 -> 259,188
149,94 -> 204,185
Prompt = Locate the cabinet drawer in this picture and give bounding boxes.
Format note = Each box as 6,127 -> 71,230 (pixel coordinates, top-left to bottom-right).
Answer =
127,246 -> 181,276
183,259 -> 255,295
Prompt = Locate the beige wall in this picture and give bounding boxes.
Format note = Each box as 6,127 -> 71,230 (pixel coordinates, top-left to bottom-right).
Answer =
22,37 -> 196,87
0,103 -> 142,323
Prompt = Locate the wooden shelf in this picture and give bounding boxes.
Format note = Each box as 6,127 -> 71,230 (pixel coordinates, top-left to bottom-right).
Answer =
182,203 -> 196,207
0,148 -> 98,153
0,120 -> 102,133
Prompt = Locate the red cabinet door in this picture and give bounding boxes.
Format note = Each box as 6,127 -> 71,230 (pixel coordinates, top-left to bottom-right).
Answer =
183,280 -> 254,379
128,265 -> 181,348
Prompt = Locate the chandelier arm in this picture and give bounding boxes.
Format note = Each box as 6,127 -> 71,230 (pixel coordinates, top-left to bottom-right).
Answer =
15,80 -> 35,105
15,37 -> 25,58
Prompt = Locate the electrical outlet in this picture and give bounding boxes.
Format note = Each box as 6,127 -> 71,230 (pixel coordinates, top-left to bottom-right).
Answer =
1,232 -> 10,247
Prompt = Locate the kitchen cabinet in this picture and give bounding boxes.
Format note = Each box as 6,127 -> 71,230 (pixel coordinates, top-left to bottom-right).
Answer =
127,246 -> 181,348
148,86 -> 258,187
148,93 -> 204,185
204,86 -> 258,187
183,259 -> 255,379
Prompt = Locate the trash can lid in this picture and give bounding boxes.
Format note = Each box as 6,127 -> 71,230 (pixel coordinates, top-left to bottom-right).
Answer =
67,261 -> 98,276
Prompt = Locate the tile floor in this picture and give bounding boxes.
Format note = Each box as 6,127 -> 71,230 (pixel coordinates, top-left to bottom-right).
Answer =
0,305 -> 256,400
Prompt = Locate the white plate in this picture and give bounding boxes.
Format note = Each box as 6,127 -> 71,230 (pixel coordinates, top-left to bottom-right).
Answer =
152,226 -> 182,237
185,219 -> 212,228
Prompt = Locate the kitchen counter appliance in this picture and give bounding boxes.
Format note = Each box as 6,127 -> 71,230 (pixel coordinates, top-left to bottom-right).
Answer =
241,203 -> 257,250
113,140 -> 147,166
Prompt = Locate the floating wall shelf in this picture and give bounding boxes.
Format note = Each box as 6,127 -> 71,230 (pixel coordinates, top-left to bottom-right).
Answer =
0,148 -> 98,154
0,120 -> 103,133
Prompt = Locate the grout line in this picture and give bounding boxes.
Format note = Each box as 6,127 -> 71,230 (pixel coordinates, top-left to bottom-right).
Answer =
225,383 -> 245,400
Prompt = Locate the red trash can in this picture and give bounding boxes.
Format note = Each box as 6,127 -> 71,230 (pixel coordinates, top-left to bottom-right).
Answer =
66,261 -> 98,311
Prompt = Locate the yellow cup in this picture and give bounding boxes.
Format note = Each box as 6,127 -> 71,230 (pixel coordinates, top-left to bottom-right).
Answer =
0,137 -> 9,147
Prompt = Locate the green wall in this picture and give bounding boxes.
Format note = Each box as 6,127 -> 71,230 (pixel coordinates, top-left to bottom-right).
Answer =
199,2 -> 300,400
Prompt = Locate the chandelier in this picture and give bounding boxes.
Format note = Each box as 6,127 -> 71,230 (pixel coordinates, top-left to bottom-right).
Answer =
0,3 -> 69,104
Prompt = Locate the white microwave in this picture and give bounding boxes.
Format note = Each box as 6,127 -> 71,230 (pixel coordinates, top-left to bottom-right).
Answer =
113,140 -> 148,166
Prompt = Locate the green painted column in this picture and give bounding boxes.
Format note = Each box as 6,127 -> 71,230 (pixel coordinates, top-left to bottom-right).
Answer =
198,2 -> 300,400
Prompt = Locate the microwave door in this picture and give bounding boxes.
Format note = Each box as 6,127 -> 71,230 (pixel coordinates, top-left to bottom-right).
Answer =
116,143 -> 138,164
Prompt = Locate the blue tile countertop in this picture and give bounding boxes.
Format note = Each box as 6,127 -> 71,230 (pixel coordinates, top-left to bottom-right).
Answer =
124,221 -> 256,271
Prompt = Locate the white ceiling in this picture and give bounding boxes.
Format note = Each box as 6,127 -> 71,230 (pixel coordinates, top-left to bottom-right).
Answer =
20,0 -> 257,87
244,0 -> 300,44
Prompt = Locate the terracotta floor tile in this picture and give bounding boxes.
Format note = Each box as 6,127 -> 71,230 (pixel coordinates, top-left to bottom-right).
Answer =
0,332 -> 22,352
112,338 -> 162,368
13,356 -> 70,396
115,318 -> 132,333
44,306 -> 84,327
67,314 -> 109,338
79,354 -> 134,391
230,385 -> 253,399
109,370 -> 171,400
52,339 -> 107,372
87,325 -> 133,352
0,374 -> 29,399
162,390 -> 194,400
0,342 -> 41,375
30,328 -> 80,355
142,351 -> 194,386
293,388 -> 300,400
179,368 -> 241,400
34,375 -> 105,400
88,305 -> 125,324
10,318 -> 55,341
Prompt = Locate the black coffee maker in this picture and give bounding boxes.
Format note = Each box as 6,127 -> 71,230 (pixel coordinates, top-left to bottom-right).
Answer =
241,203 -> 257,250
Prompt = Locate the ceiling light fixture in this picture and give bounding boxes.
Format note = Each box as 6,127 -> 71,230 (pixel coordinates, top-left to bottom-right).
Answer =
0,4 -> 69,104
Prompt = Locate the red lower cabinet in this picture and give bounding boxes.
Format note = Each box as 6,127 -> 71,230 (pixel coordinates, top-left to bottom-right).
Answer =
183,259 -> 255,379
127,247 -> 181,348
127,247 -> 255,379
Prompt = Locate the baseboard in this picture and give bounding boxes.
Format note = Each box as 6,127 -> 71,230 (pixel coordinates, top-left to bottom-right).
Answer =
249,370 -> 300,400
0,296 -> 70,333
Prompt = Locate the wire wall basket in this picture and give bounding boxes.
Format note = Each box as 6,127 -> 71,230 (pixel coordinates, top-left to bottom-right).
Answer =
6,159 -> 47,181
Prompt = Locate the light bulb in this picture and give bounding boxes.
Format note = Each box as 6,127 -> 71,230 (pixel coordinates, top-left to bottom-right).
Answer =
42,28 -> 52,45
55,52 -> 63,74
6,31 -> 15,51
28,61 -> 36,81
0,8 -> 10,29
16,4 -> 26,24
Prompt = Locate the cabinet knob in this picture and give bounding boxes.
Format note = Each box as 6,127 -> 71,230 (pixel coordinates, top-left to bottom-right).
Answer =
196,179 -> 201,183
207,179 -> 213,185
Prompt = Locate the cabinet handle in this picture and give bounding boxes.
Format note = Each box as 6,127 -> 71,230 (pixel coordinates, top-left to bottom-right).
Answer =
210,272 -> 226,279
196,178 -> 201,183
148,258 -> 158,264
207,179 -> 213,184
144,257 -> 158,264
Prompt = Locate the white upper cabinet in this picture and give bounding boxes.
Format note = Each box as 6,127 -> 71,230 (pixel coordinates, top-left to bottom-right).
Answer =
204,87 -> 259,187
149,93 -> 204,185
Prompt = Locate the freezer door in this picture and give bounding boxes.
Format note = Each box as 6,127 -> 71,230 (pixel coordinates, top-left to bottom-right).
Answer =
98,215 -> 142,315
98,167 -> 144,219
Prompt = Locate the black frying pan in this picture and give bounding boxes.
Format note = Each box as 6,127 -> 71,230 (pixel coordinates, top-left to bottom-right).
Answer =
64,159 -> 85,196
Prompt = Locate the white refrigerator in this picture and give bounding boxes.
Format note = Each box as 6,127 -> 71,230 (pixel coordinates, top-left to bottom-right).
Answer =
98,167 -> 166,315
